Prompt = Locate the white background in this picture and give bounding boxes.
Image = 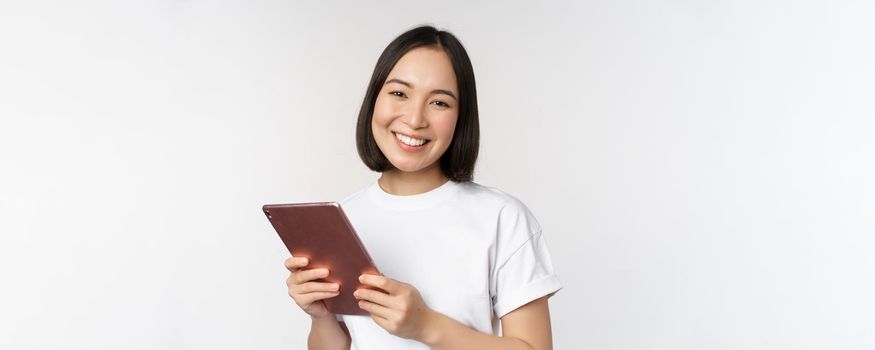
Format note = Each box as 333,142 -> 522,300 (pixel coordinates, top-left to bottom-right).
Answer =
1,1 -> 873,349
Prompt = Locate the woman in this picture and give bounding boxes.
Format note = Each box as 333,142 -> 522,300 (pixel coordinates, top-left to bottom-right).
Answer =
284,25 -> 562,350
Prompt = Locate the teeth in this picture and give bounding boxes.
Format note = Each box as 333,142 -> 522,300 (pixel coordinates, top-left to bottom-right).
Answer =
395,132 -> 426,147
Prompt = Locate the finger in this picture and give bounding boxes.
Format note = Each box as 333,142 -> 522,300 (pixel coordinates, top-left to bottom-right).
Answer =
298,291 -> 341,305
284,257 -> 307,269
354,288 -> 396,308
359,274 -> 398,294
284,257 -> 309,271
293,268 -> 330,285
357,299 -> 393,319
295,281 -> 341,294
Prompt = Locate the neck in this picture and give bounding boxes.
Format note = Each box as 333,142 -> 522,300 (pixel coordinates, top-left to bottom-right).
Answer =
378,164 -> 449,196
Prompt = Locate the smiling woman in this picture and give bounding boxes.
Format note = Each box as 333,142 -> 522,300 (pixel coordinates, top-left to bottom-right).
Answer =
370,47 -> 461,182
355,26 -> 480,188
283,25 -> 562,350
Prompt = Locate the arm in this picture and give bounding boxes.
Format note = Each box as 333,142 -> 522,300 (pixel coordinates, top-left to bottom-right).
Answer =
283,257 -> 351,350
424,296 -> 553,350
308,317 -> 351,350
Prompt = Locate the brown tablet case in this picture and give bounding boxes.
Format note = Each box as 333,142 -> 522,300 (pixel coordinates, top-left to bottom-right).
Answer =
263,202 -> 381,316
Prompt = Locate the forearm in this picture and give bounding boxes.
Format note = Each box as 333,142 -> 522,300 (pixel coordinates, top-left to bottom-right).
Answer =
307,316 -> 350,350
421,312 -> 538,350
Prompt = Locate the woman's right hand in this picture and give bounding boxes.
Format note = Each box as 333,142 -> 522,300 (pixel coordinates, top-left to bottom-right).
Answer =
284,256 -> 341,320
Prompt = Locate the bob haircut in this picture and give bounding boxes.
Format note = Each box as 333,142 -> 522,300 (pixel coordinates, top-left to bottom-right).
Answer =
356,25 -> 479,183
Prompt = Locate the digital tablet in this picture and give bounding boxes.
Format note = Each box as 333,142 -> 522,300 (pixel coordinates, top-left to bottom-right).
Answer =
262,202 -> 380,316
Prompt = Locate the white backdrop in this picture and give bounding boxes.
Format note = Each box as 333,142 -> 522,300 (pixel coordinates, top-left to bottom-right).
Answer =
1,1 -> 873,349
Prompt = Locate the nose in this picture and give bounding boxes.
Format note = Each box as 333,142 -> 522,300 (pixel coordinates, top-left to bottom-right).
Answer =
402,102 -> 428,129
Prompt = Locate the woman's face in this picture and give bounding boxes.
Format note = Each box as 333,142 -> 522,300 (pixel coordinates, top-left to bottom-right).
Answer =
372,46 -> 459,174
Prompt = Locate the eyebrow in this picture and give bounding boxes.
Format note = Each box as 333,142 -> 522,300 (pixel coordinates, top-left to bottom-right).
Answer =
384,78 -> 457,101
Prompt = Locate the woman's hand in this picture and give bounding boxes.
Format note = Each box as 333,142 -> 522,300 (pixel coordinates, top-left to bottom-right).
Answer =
354,274 -> 438,342
284,256 -> 341,320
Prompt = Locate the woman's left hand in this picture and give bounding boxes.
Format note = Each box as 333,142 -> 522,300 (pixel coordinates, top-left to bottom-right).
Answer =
354,274 -> 437,342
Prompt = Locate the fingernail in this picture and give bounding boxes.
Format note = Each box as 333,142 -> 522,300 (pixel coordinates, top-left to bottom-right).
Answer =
358,275 -> 364,282
298,258 -> 308,264
331,284 -> 339,291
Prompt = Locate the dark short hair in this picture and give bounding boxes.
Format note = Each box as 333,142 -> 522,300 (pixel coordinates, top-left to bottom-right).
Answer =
356,25 -> 479,182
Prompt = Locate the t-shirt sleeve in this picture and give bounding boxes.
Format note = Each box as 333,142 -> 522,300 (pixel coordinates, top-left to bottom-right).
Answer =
490,198 -> 563,319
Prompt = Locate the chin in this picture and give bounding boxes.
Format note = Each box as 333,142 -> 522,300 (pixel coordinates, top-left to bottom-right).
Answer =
388,162 -> 427,173
385,156 -> 432,173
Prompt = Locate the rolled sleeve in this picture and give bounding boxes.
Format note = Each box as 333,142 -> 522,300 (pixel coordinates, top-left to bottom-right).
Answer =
491,231 -> 563,318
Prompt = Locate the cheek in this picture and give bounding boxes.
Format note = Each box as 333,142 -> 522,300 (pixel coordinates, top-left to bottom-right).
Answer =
434,114 -> 459,142
372,96 -> 394,127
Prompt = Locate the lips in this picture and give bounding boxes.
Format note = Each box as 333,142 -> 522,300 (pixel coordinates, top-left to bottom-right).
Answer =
393,132 -> 430,147
392,132 -> 430,153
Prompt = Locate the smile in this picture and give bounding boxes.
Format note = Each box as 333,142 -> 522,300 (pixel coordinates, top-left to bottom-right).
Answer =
393,132 -> 430,147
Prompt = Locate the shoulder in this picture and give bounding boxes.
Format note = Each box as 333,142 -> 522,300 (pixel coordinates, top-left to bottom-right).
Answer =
457,182 -> 541,232
456,181 -> 520,206
458,182 -> 534,211
338,183 -> 370,207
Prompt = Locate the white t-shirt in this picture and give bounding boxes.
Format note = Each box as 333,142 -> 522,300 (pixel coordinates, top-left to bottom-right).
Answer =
337,180 -> 562,350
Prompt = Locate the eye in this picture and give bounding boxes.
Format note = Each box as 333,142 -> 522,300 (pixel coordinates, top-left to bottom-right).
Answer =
389,91 -> 406,98
431,100 -> 450,108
